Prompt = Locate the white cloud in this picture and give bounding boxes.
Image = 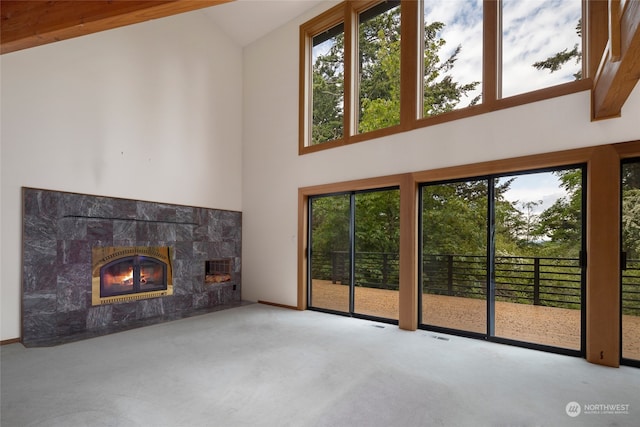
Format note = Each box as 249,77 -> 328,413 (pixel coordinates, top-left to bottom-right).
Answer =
423,0 -> 581,101
500,171 -> 567,214
501,0 -> 581,97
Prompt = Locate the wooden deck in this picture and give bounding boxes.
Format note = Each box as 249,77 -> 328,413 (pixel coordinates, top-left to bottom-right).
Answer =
310,280 -> 640,360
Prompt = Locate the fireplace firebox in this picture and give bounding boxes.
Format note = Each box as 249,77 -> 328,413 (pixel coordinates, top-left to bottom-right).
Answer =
92,246 -> 173,305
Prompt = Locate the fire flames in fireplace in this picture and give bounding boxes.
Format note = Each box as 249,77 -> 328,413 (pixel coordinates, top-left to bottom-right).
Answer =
92,247 -> 173,305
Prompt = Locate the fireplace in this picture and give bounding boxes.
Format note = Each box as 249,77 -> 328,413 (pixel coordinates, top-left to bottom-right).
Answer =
92,246 -> 173,305
22,188 -> 242,347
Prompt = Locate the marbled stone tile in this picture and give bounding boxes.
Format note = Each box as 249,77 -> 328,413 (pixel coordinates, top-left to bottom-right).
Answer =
215,242 -> 235,258
192,293 -> 209,309
137,299 -> 165,318
171,259 -> 190,280
192,242 -> 211,260
173,295 -> 193,312
137,201 -> 177,222
222,225 -> 241,242
193,207 -> 209,226
136,222 -> 158,241
176,206 -> 195,223
87,220 -> 113,241
157,204 -> 178,222
191,277 -> 205,294
22,292 -> 57,316
87,196 -> 114,218
156,223 -> 177,242
57,267 -> 88,312
23,190 -> 59,219
173,241 -> 193,259
59,193 -> 90,216
208,289 -> 220,306
113,239 -> 136,247
113,220 -> 137,242
22,313 -> 57,342
23,239 -> 57,265
86,305 -> 113,330
172,277 -> 193,296
192,224 -> 209,242
23,215 -> 57,241
56,310 -> 87,335
23,261 -> 57,292
161,296 -> 175,315
58,240 -> 91,265
222,285 -> 238,303
175,224 -> 194,242
111,198 -> 137,219
112,302 -> 138,324
57,217 -> 87,240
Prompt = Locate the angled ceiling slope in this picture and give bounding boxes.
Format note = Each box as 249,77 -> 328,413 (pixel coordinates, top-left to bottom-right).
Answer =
200,0 -> 325,47
0,0 -> 233,55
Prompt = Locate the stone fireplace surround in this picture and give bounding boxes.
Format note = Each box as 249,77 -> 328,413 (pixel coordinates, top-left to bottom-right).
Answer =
22,188 -> 242,347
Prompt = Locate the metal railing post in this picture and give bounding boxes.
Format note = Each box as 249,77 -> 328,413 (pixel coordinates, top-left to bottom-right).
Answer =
447,255 -> 454,296
331,252 -> 337,284
533,257 -> 541,305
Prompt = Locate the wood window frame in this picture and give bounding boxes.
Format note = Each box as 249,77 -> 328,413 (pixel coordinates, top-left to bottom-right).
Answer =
297,140 -> 640,367
299,0 -> 596,155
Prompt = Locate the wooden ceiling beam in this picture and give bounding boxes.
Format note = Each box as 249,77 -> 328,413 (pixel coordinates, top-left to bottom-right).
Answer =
1,1 -> 234,55
592,0 -> 640,119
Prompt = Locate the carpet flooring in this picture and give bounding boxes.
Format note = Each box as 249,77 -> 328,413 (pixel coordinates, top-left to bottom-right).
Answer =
2,303 -> 639,426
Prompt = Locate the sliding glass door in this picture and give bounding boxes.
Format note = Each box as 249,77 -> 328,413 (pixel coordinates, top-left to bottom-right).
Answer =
308,188 -> 400,322
622,159 -> 640,365
493,169 -> 583,351
421,179 -> 488,334
420,166 -> 585,354
309,194 -> 351,313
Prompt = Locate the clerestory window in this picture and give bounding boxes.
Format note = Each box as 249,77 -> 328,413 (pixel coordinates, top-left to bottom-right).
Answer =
300,0 -> 587,154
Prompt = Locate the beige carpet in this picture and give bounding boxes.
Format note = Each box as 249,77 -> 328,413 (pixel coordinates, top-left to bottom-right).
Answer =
2,303 -> 639,427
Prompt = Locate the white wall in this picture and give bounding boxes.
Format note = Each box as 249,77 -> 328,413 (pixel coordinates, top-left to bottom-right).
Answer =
0,11 -> 243,340
241,3 -> 640,306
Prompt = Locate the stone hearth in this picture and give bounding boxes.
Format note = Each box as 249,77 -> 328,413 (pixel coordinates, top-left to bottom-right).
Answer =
22,188 -> 242,346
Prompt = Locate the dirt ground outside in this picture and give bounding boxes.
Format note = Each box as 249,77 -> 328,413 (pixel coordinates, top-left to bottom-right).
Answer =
311,280 -> 640,360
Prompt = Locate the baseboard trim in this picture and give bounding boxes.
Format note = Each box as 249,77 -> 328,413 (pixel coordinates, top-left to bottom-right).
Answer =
258,300 -> 300,311
1,338 -> 21,346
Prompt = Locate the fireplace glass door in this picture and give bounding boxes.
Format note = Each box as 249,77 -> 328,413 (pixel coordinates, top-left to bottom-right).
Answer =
101,256 -> 167,297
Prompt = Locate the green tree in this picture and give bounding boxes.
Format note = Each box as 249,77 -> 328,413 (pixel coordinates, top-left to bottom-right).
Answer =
533,169 -> 583,257
355,190 -> 400,254
622,161 -> 640,259
312,7 -> 480,139
533,19 -> 582,80
311,33 -> 345,145
423,179 -> 516,256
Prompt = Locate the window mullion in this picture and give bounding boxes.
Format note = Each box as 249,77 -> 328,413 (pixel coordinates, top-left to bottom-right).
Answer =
483,0 -> 499,104
400,0 -> 419,130
344,4 -> 356,140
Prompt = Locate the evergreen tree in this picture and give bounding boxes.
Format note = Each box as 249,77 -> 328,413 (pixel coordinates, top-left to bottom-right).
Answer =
311,7 -> 480,142
532,20 -> 582,80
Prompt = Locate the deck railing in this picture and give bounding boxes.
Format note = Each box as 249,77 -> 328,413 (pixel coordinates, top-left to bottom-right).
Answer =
310,251 -> 640,315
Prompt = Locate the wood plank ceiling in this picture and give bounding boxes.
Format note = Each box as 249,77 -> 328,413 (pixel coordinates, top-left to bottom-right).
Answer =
1,0 -> 638,121
0,1 -> 233,55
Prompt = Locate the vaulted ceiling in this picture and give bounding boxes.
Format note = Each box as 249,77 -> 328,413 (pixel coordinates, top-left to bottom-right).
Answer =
0,0 -> 325,54
1,0 -> 638,121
